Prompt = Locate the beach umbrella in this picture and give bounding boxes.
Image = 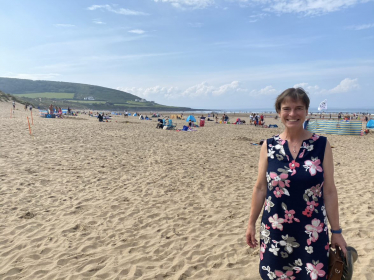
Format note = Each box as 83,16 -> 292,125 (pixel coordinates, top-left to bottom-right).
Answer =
186,115 -> 196,122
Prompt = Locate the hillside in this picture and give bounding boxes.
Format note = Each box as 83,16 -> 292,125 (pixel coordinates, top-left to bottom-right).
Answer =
0,77 -> 193,111
0,90 -> 25,104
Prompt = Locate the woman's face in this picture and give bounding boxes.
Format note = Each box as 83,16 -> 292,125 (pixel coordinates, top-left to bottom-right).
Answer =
279,97 -> 308,129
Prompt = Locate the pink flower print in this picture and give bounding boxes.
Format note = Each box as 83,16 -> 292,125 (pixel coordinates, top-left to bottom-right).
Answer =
325,243 -> 329,251
302,207 -> 313,217
275,270 -> 295,280
310,184 -> 322,198
274,187 -> 284,198
306,262 -> 326,280
299,149 -> 306,158
260,242 -> 266,260
305,218 -> 324,243
307,201 -> 319,212
289,160 -> 300,176
269,214 -> 285,231
284,209 -> 295,223
303,159 -> 323,176
270,172 -> 290,188
289,160 -> 300,170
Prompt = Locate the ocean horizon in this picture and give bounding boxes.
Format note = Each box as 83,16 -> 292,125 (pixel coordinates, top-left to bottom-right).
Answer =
182,108 -> 374,114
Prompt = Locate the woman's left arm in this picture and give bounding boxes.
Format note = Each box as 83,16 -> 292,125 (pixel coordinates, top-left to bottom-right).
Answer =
323,140 -> 347,254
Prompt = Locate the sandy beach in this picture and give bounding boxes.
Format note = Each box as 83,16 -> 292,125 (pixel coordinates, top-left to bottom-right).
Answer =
1,101 -> 373,280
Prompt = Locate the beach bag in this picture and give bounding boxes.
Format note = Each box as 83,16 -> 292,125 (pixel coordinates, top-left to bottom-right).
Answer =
182,125 -> 188,131
328,245 -> 344,280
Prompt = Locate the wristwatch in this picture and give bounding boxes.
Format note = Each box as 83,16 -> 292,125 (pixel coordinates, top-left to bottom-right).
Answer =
330,228 -> 343,234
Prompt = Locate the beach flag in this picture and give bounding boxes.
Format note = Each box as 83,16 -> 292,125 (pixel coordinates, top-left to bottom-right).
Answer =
318,99 -> 327,111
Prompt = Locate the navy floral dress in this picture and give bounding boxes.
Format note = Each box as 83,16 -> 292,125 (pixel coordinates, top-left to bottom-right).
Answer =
259,134 -> 329,280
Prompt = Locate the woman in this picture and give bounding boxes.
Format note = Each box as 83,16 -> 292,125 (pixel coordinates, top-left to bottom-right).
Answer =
246,88 -> 347,279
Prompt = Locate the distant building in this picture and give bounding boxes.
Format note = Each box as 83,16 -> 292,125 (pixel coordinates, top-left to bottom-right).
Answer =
84,96 -> 95,101
134,98 -> 147,102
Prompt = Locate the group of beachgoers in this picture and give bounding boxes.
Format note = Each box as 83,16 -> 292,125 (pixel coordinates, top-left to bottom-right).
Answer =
250,113 -> 265,126
24,104 -> 33,112
47,105 -> 73,118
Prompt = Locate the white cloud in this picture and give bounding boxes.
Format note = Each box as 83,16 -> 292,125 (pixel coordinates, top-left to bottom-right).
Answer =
5,73 -> 61,80
248,13 -> 267,23
212,81 -> 246,96
87,5 -> 149,16
182,81 -> 246,97
232,0 -> 371,15
293,78 -> 359,95
328,78 -> 359,94
118,81 -> 247,99
153,0 -> 214,9
128,29 -> 146,34
293,83 -> 320,92
54,24 -> 75,28
93,19 -> 106,25
118,86 -> 179,99
181,82 -> 215,97
347,23 -> 374,30
250,85 -> 277,96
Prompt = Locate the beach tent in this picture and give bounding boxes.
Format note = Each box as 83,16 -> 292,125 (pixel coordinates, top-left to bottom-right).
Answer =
133,113 -> 137,116
186,115 -> 196,122
306,120 -> 362,135
367,119 -> 374,128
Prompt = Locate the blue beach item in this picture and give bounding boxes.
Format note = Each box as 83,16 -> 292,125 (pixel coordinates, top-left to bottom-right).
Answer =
186,115 -> 196,122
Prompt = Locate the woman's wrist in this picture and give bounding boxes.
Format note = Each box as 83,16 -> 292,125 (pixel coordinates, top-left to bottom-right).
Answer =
330,228 -> 343,234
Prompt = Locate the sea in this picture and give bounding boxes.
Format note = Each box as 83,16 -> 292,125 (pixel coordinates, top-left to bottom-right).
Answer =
180,108 -> 374,114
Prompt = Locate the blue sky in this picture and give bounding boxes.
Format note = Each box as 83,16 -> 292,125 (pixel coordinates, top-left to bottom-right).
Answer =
0,0 -> 373,110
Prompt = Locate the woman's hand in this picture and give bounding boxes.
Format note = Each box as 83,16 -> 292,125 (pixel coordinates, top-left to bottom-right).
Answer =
331,233 -> 347,255
246,224 -> 258,248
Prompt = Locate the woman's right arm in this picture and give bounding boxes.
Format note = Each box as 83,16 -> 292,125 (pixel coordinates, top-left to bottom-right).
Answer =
246,141 -> 269,248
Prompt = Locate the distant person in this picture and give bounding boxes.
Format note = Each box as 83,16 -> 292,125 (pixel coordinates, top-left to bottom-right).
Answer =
29,105 -> 33,112
12,101 -> 15,110
49,104 -> 54,115
24,104 -> 28,111
98,113 -> 103,122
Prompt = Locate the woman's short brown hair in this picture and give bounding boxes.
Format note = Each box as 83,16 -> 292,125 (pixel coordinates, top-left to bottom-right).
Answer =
275,87 -> 310,113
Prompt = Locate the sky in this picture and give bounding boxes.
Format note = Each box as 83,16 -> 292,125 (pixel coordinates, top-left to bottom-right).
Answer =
0,0 -> 373,110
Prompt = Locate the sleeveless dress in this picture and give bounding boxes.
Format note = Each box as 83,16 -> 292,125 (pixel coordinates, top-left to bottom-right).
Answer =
259,134 -> 329,280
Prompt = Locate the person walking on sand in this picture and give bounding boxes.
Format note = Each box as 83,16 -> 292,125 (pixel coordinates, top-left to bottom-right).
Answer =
246,87 -> 347,279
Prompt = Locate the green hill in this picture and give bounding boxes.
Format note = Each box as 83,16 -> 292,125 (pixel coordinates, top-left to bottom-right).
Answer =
0,77 -> 193,111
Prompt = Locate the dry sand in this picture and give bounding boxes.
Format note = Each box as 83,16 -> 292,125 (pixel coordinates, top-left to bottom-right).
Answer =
0,101 -> 373,280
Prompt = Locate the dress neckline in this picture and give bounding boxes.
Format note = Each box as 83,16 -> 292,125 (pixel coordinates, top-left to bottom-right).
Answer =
277,133 -> 315,142
276,133 -> 316,161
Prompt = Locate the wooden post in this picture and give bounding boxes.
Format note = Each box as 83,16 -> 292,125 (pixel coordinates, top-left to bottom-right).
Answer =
27,117 -> 32,135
